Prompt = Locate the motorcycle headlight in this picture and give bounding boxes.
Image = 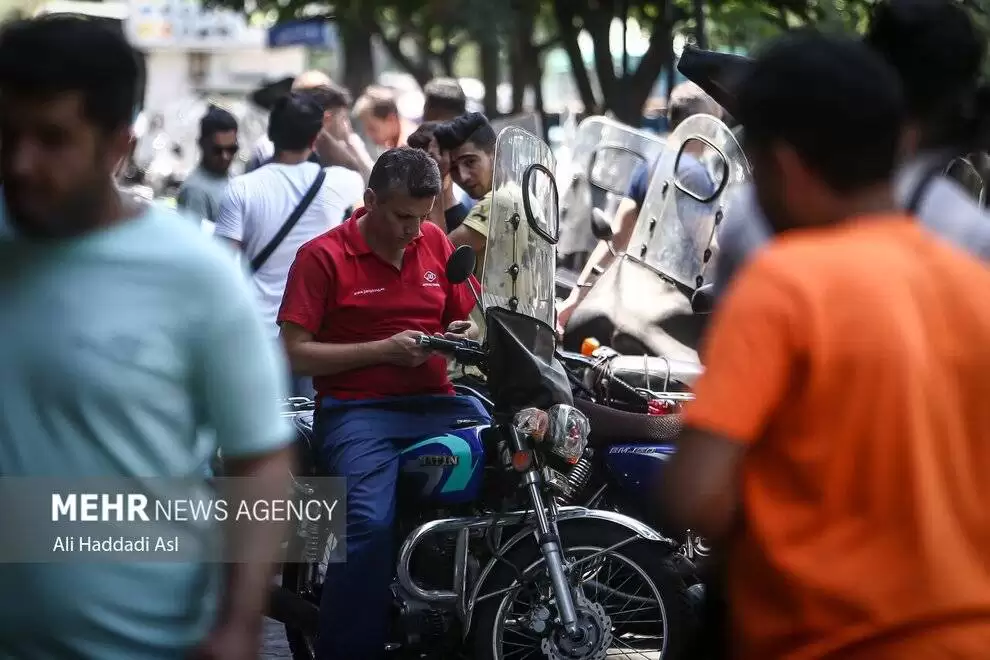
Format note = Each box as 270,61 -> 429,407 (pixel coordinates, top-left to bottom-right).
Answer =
512,407 -> 550,440
546,404 -> 590,464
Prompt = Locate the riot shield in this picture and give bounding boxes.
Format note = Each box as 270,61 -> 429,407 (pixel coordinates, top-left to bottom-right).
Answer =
628,114 -> 751,291
490,112 -> 544,140
481,127 -> 571,412
481,126 -> 559,328
557,116 -> 666,261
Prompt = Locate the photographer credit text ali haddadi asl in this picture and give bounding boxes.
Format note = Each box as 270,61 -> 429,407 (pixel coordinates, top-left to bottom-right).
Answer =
48,492 -> 340,555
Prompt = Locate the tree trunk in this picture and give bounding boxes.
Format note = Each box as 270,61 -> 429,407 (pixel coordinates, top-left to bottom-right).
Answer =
692,0 -> 708,49
509,36 -> 526,113
339,20 -> 376,96
480,37 -> 500,117
509,9 -> 536,114
554,1 -> 598,114
606,19 -> 670,126
533,59 -> 549,142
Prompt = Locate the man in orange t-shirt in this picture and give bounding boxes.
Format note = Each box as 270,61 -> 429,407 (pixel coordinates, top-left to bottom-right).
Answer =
663,32 -> 990,660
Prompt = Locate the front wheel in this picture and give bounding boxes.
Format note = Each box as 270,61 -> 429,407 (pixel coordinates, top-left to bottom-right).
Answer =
472,521 -> 697,660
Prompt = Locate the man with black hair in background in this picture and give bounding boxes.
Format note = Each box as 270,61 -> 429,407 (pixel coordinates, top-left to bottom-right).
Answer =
407,121 -> 469,231
177,105 -> 238,223
246,77 -> 373,182
422,76 -> 467,122
665,31 -> 990,660
716,0 -> 990,298
215,92 -> 364,344
435,112 -> 497,277
0,15 -> 293,660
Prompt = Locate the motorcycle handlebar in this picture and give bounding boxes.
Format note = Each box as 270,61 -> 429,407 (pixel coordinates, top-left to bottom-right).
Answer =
415,335 -> 486,365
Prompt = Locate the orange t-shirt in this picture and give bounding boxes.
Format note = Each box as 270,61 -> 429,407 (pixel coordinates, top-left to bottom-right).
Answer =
683,215 -> 990,660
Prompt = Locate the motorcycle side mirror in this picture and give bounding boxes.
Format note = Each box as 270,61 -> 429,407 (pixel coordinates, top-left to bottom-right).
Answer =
591,208 -> 615,242
591,208 -> 618,257
446,245 -> 476,284
691,283 -> 715,315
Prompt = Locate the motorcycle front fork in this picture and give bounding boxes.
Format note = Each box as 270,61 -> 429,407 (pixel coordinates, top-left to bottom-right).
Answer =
521,468 -> 582,638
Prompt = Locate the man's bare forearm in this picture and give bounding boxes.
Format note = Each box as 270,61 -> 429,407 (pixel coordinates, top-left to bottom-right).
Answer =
283,338 -> 390,376
567,202 -> 639,304
570,240 -> 617,305
218,447 -> 295,628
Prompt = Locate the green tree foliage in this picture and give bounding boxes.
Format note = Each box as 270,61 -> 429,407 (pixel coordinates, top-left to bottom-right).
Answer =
209,0 -> 986,122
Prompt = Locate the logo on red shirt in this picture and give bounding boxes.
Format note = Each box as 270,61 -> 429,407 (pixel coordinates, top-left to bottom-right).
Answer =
424,270 -> 438,283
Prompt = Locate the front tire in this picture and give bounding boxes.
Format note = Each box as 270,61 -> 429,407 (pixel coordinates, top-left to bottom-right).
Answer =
471,521 -> 697,659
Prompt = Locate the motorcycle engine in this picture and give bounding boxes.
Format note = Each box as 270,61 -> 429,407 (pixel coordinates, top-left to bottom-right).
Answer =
399,508 -> 459,590
393,508 -> 466,653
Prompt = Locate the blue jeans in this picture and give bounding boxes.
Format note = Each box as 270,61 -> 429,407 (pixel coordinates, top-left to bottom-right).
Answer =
315,394 -> 490,660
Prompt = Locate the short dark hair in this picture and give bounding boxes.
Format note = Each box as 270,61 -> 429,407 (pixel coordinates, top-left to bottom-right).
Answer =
865,0 -> 983,142
268,92 -> 323,152
737,32 -> 903,193
0,15 -> 140,132
368,147 -> 441,199
434,113 -> 496,154
354,85 -> 398,119
199,105 -> 238,142
407,121 -> 439,151
303,81 -> 352,112
423,77 -> 467,120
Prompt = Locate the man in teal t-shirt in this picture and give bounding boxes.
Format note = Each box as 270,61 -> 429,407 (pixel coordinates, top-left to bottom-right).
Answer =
0,16 -> 293,660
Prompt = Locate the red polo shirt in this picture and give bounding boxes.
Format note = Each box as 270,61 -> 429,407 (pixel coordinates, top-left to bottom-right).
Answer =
277,209 -> 478,400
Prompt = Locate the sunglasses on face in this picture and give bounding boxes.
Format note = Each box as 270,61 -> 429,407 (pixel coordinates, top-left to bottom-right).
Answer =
211,144 -> 239,156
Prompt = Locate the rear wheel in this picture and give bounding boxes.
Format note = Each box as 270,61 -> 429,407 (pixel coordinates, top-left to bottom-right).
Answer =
471,521 -> 696,659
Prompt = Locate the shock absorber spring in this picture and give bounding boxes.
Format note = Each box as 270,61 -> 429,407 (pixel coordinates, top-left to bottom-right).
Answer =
562,456 -> 593,501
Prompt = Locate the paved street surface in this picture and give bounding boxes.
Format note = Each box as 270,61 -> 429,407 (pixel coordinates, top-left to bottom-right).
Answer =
261,618 -> 290,658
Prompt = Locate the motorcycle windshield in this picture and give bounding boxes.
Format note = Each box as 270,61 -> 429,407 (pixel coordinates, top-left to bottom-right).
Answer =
558,116 -> 665,257
481,126 -> 559,328
628,114 -> 751,290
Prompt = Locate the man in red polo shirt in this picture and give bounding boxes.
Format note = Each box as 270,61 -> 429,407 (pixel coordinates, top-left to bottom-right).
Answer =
278,146 -> 490,659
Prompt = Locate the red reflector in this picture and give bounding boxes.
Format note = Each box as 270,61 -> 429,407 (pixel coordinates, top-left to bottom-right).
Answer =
511,450 -> 533,472
648,399 -> 679,416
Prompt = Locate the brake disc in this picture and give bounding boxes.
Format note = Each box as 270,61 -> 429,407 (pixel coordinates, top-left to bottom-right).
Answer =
540,602 -> 613,660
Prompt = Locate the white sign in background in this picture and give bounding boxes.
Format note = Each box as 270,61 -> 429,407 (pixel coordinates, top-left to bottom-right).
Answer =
125,0 -> 264,50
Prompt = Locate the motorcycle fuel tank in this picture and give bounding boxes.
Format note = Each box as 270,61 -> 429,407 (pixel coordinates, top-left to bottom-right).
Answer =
605,443 -> 677,496
398,426 -> 487,505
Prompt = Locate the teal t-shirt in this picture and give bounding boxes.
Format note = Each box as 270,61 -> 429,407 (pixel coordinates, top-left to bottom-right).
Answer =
0,198 -> 292,659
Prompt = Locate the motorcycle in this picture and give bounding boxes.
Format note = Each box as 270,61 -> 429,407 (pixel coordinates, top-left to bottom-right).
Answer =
275,126 -> 697,660
556,116 -> 666,296
561,113 -> 751,360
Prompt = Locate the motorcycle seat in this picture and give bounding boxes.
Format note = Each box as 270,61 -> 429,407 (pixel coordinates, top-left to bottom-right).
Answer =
576,399 -> 683,445
606,355 -> 704,391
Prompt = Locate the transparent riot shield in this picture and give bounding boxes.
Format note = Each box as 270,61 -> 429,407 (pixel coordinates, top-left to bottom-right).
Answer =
481,126 -> 559,328
490,112 -> 544,140
557,116 -> 666,261
628,114 -> 751,290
